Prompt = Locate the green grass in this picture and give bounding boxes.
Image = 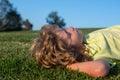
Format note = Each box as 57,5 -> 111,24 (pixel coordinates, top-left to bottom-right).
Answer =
0,29 -> 120,80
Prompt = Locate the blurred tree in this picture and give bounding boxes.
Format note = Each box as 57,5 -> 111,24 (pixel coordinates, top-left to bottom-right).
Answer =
0,0 -> 12,31
3,10 -> 22,31
23,19 -> 33,30
46,11 -> 66,28
0,0 -> 22,31
0,0 -> 12,19
0,20 -> 3,30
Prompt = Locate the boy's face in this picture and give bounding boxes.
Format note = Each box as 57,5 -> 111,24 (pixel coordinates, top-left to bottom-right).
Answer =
55,27 -> 84,46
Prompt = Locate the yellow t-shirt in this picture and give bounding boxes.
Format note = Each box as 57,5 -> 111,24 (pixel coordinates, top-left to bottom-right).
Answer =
85,25 -> 120,67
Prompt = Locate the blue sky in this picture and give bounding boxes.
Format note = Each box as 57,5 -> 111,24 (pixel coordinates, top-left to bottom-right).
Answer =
9,0 -> 120,30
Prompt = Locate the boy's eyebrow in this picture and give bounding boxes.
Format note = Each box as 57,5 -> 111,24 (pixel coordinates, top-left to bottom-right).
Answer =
55,28 -> 64,33
55,29 -> 67,37
54,29 -> 63,36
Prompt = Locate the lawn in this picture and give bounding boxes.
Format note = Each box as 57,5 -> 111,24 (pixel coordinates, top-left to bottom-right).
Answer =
0,29 -> 120,80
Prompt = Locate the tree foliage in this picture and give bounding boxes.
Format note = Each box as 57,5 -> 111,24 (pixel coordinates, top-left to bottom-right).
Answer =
0,0 -> 12,19
23,19 -> 33,30
0,0 -> 33,31
4,10 -> 23,31
46,11 -> 66,28
0,0 -> 23,31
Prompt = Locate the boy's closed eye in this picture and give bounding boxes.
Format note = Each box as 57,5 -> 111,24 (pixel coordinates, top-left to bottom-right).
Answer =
64,29 -> 71,37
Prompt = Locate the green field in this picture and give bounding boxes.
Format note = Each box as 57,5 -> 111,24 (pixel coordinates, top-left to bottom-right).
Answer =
0,28 -> 120,80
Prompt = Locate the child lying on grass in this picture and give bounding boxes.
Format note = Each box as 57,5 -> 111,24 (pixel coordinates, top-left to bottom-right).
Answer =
30,24 -> 120,77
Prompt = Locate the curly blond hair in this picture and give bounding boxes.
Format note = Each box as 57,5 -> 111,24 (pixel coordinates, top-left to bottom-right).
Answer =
30,24 -> 92,68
